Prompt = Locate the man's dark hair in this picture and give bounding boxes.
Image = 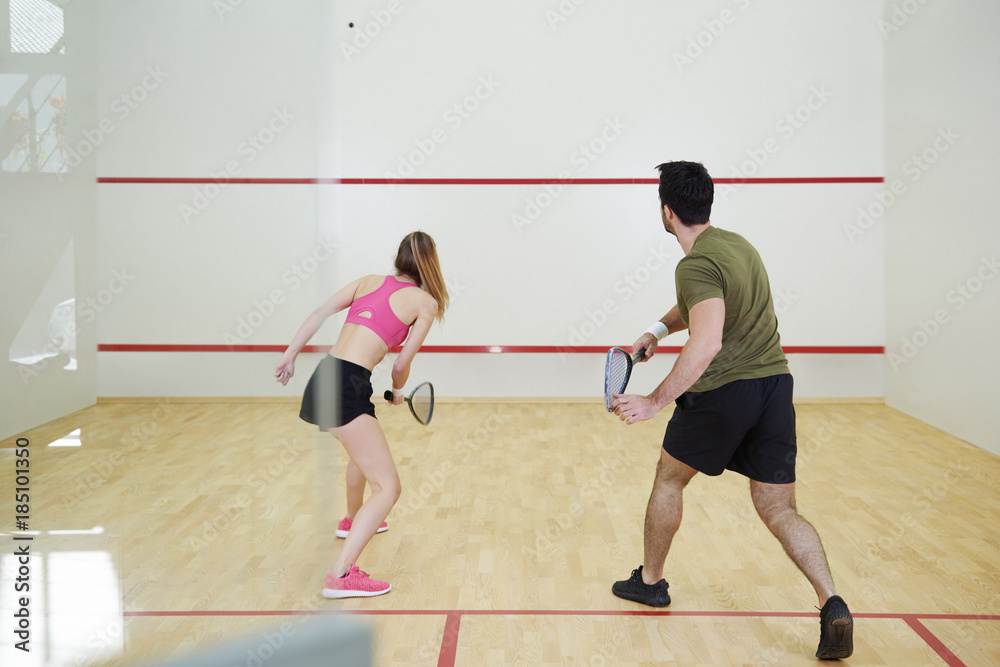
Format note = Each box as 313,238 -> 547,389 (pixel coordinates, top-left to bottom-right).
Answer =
656,161 -> 714,225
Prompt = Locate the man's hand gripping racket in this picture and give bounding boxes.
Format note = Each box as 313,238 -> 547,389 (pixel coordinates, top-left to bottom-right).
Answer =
606,333 -> 660,424
604,345 -> 646,407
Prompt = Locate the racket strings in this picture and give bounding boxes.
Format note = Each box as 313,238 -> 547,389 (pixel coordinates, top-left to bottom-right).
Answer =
604,349 -> 633,411
607,351 -> 631,394
411,386 -> 433,424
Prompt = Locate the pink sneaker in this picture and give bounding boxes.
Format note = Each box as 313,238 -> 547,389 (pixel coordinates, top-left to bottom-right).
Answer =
323,564 -> 391,599
335,516 -> 388,538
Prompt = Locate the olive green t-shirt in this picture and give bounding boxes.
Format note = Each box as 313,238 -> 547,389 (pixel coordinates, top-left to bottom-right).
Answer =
675,226 -> 789,393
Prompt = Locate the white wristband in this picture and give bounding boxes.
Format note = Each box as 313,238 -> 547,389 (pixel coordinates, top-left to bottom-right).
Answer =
645,321 -> 669,340
392,387 -> 404,396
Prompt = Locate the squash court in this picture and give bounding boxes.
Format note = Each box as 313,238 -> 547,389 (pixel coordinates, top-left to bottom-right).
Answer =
2,1 -> 999,665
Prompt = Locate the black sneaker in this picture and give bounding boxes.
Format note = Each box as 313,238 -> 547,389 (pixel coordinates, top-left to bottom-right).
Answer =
816,595 -> 853,660
612,566 -> 670,607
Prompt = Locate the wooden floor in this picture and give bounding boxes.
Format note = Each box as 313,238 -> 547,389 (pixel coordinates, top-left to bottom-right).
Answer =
2,400 -> 999,666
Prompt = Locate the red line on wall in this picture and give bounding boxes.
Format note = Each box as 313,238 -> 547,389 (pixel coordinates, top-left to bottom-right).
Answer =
901,616 -> 966,667
97,344 -> 885,354
96,176 -> 884,185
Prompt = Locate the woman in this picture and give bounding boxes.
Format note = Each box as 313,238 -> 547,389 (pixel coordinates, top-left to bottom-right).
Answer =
274,231 -> 448,598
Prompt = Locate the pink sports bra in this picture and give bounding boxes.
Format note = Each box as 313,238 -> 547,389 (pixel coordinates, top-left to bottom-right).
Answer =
344,275 -> 416,347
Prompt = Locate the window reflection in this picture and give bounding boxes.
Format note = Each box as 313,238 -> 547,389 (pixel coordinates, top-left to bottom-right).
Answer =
1,548 -> 123,666
10,0 -> 65,54
1,73 -> 68,173
47,428 -> 80,447
9,237 -> 76,372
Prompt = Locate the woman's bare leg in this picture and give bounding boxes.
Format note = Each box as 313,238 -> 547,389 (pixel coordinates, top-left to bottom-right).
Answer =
345,459 -> 365,520
329,415 -> 400,577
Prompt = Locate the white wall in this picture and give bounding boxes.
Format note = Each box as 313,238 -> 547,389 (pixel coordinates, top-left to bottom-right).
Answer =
884,0 -> 1000,454
95,0 -> 329,397
94,0 -> 886,400
1,1 -> 99,440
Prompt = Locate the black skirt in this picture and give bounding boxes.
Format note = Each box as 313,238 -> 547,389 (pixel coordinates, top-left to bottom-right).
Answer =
299,356 -> 377,429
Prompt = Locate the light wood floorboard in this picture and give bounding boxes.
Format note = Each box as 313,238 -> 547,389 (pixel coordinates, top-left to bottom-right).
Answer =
1,401 -> 998,665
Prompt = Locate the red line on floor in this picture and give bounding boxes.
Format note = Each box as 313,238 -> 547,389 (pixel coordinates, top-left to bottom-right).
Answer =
437,611 -> 461,667
901,615 -> 966,667
96,176 -> 884,185
905,613 -> 1000,621
120,608 -> 996,664
121,610 -> 997,620
97,344 -> 884,354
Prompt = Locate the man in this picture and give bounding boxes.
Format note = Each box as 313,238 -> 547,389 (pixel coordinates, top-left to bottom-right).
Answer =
610,161 -> 853,660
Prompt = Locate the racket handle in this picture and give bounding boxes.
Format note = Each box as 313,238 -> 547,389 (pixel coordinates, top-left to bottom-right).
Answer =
632,347 -> 647,363
384,390 -> 393,402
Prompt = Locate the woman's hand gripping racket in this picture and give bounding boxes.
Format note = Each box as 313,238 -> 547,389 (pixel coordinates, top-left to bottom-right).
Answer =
384,382 -> 435,425
604,347 -> 647,411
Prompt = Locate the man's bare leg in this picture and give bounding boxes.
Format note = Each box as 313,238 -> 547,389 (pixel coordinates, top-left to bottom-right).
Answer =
750,480 -> 853,660
750,480 -> 836,606
642,449 -> 699,584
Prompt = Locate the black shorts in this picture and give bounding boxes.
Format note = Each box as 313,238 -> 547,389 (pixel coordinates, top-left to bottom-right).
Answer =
299,356 -> 376,430
663,374 -> 796,484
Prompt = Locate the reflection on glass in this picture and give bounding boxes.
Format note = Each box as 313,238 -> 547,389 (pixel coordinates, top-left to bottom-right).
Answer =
0,73 -> 30,105
2,73 -> 68,173
10,0 -> 65,54
48,527 -> 104,535
48,551 -> 123,666
9,237 -> 76,372
47,428 -> 81,447
0,548 -> 123,666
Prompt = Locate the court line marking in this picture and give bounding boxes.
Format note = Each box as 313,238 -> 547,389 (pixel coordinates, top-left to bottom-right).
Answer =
97,344 -> 885,354
120,610 -> 1000,619
97,177 -> 884,185
902,615 -> 966,667
438,611 -> 461,667
122,609 -> 996,667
